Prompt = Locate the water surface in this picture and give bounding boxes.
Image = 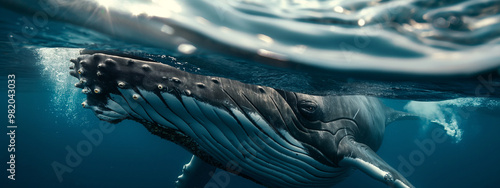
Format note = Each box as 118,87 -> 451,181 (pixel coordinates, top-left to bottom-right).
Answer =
1,0 -> 500,187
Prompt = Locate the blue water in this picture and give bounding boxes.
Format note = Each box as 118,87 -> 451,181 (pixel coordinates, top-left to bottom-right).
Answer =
1,0 -> 500,187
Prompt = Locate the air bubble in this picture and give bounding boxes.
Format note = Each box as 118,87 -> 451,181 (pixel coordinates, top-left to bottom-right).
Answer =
177,44 -> 197,54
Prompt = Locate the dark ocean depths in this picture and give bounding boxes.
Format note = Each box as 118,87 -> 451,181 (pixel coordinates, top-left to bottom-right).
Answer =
1,0 -> 500,188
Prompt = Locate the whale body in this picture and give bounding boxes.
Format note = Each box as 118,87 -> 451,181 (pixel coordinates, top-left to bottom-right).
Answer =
70,52 -> 414,187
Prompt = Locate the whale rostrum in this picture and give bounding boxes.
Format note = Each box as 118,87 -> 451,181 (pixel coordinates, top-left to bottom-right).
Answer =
70,52 -> 415,188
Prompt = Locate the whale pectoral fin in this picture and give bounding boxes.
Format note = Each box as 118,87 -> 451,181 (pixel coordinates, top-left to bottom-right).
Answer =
338,137 -> 414,188
176,155 -> 217,188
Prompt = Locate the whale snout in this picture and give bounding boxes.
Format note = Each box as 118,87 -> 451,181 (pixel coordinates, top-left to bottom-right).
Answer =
69,54 -> 133,123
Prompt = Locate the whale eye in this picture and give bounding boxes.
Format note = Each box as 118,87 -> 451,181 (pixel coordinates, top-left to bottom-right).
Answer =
298,101 -> 318,115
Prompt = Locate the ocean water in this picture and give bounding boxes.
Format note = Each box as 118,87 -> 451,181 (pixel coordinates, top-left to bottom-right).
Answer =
1,0 -> 500,187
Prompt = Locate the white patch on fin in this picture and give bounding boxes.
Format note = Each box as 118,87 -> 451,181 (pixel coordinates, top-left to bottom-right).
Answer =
341,157 -> 389,182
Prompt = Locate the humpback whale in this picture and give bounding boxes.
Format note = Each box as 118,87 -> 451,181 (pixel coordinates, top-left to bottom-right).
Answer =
69,52 -> 415,188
